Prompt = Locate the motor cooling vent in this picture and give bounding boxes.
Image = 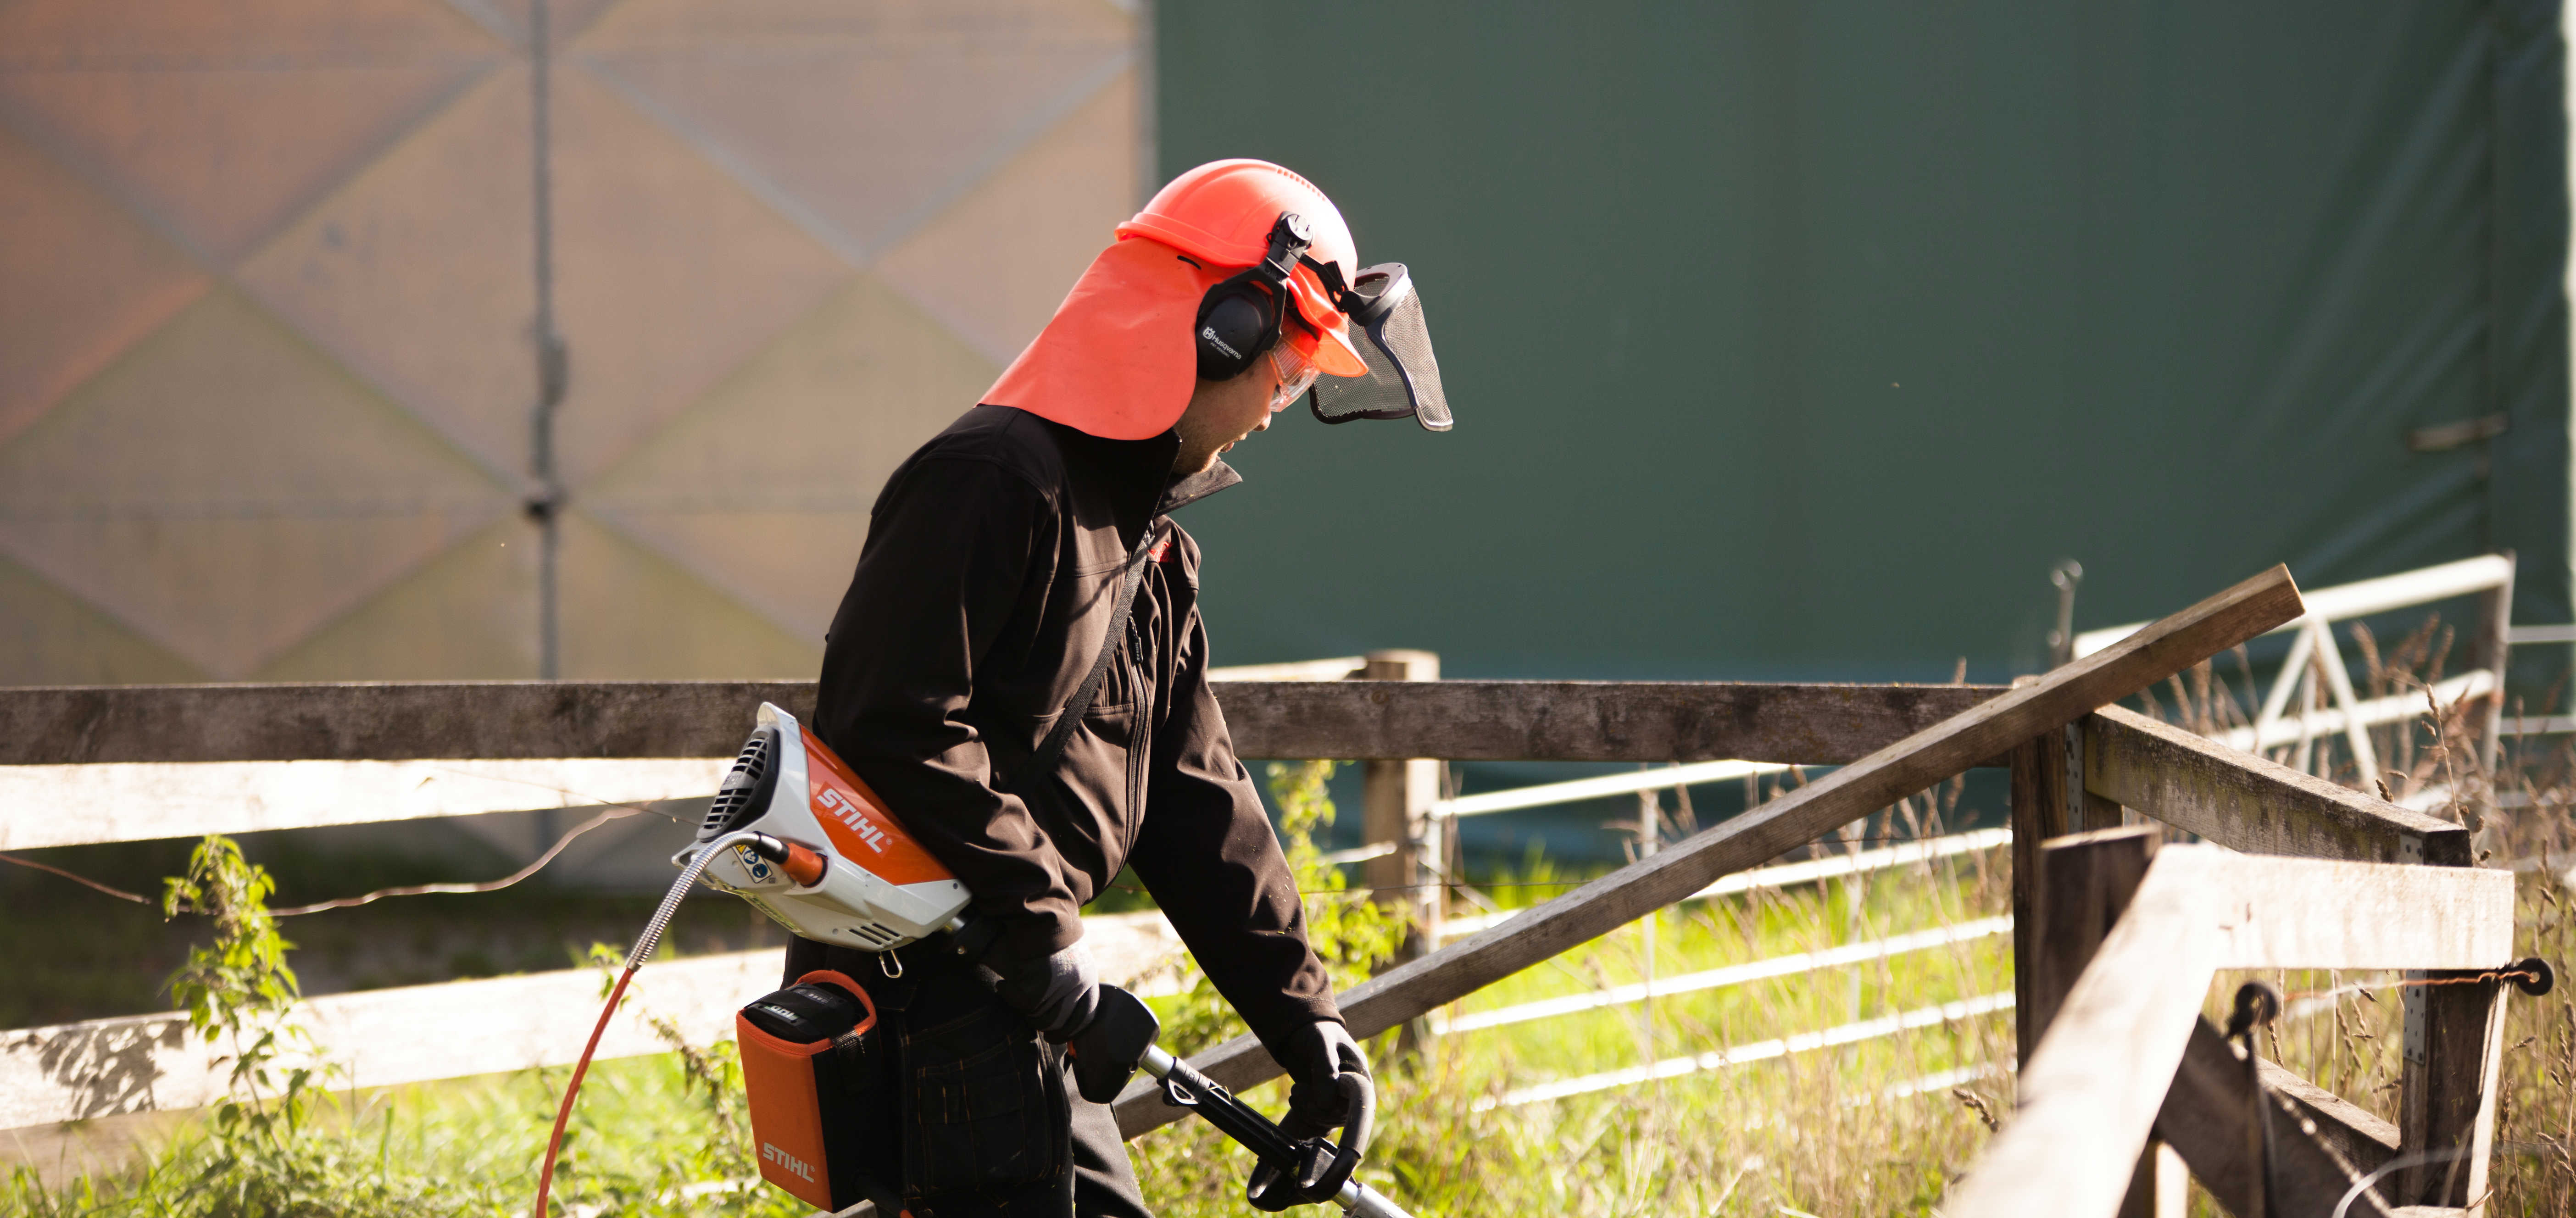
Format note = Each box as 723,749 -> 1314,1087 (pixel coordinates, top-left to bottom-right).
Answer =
699,726 -> 780,842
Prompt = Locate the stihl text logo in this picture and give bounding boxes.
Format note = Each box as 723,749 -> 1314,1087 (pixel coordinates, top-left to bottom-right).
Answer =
814,784 -> 890,854
762,1141 -> 816,1182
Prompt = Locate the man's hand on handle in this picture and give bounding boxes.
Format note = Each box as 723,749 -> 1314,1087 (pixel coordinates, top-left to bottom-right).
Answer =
1278,1020 -> 1372,1146
992,942 -> 1101,1041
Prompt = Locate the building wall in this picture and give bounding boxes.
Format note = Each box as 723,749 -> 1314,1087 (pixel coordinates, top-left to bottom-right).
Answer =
0,0 -> 1145,685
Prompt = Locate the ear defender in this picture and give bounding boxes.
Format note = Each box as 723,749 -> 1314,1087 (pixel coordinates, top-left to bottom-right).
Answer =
1193,278 -> 1282,381
1192,212 -> 1317,382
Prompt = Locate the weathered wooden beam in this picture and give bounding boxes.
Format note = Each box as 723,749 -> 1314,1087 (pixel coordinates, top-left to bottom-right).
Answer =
0,679 -> 2008,767
2087,703 -> 2503,1211
0,950 -> 779,1132
1946,845 -> 2514,1217
2024,832 -> 2401,1216
0,911 -> 1185,1135
2195,851 -> 2512,972
1218,679 -> 2007,762
2083,706 -> 2470,865
1113,566 -> 2307,1139
2025,828 -> 2170,1218
2259,1057 -> 2398,1178
1949,850 -> 2229,1218
2155,1018 -> 2391,1217
0,758 -> 728,851
0,681 -> 818,765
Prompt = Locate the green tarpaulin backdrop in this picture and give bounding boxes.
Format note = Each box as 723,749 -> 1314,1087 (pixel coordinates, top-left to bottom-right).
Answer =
1159,2 -> 2571,694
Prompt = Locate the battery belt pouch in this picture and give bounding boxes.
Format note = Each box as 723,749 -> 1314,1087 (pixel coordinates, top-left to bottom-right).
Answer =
879,957 -> 1073,1202
738,970 -> 904,1214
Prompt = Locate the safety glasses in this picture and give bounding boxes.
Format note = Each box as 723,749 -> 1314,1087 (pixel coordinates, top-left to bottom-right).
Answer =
1269,338 -> 1320,411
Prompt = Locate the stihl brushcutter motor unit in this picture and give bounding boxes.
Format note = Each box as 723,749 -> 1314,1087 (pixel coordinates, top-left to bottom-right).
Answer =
531,704 -> 1414,1218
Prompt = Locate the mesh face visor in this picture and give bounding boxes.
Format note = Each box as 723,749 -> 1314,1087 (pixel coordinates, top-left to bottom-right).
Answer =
1310,263 -> 1452,432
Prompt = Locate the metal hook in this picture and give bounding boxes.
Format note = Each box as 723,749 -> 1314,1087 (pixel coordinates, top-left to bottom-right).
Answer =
879,947 -> 902,979
2225,980 -> 2283,1043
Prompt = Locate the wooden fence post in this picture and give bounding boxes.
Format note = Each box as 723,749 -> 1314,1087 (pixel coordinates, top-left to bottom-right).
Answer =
2009,729 -> 2072,1066
2026,826 -> 2175,1218
2073,720 -> 2127,833
2399,973 -> 2510,1207
1362,650 -> 1442,961
2395,729 -> 2505,1215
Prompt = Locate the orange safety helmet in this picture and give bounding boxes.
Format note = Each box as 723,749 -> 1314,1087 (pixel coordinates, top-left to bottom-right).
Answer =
985,160 -> 1372,441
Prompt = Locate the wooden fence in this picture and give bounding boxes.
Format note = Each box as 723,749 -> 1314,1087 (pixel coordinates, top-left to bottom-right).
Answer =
0,562 -> 2536,1214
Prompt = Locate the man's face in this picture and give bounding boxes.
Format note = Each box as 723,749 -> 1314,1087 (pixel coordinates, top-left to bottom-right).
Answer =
1171,349 -> 1290,474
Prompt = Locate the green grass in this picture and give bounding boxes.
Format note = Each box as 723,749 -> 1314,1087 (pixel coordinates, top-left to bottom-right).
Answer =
10,1051 -> 810,1218
9,837 -> 2019,1218
16,718 -> 2576,1217
20,846 -> 2576,1217
1133,839 -> 2019,1218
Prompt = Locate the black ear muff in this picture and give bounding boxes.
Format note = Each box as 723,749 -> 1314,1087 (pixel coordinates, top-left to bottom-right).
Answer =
1192,212 -> 1315,383
1194,278 -> 1280,381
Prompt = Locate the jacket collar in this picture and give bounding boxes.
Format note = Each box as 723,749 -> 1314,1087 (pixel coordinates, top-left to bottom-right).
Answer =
1041,415 -> 1241,538
1158,459 -> 1241,515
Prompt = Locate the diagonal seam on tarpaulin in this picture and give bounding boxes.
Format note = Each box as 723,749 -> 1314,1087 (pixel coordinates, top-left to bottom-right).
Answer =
568,44 -> 1133,274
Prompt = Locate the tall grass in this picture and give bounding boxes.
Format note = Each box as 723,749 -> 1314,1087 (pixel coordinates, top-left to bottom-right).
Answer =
1132,762 -> 2016,1217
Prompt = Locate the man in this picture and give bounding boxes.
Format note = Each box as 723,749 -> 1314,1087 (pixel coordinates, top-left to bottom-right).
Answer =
782,159 -> 1449,1216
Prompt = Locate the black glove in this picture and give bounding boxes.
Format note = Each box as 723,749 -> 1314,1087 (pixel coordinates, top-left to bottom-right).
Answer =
991,943 -> 1101,1042
1068,984 -> 1162,1103
1276,1020 -> 1371,1142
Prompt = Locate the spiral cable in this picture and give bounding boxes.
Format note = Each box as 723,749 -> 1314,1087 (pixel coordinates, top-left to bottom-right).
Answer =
533,832 -> 761,1218
627,832 -> 748,969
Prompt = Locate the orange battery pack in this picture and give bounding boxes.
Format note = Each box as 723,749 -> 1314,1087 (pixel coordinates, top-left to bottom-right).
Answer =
736,970 -> 898,1212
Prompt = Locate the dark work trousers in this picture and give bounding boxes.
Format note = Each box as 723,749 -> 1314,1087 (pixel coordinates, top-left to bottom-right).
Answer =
787,938 -> 1153,1218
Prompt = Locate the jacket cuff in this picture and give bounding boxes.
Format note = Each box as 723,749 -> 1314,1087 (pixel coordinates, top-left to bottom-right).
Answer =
985,905 -> 1084,969
1249,993 -> 1346,1066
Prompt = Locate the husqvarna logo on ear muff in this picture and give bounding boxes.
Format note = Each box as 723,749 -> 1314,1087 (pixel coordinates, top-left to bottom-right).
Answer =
763,1141 -> 817,1182
1200,326 -> 1241,360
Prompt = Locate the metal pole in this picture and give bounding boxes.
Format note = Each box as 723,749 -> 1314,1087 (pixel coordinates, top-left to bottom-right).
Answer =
2046,560 -> 2085,669
529,0 -> 567,681
1636,782 -> 1658,1061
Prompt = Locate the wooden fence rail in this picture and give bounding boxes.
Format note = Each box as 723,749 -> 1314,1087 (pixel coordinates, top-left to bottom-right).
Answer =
0,912 -> 1187,1134
1108,566 -> 2304,1135
0,679 -> 2003,768
0,679 -> 2008,852
10,561 -> 2522,1216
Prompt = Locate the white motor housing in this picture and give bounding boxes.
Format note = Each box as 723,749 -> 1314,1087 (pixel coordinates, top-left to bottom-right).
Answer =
679,703 -> 970,952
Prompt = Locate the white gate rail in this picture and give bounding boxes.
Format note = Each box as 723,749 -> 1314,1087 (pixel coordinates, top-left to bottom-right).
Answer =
1432,915 -> 2011,1035
2073,554 -> 2514,782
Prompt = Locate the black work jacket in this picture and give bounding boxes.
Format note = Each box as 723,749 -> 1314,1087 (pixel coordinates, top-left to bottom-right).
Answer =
791,405 -> 1339,1052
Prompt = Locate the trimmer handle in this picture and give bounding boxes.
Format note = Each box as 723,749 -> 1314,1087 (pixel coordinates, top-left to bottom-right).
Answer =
1068,984 -> 1162,1103
1063,985 -> 1415,1216
1140,1045 -> 1414,1218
